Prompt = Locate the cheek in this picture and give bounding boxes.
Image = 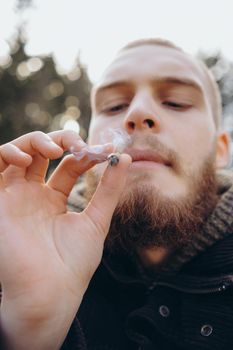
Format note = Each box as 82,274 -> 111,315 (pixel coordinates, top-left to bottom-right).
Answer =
88,120 -> 101,145
174,123 -> 216,172
88,117 -> 123,145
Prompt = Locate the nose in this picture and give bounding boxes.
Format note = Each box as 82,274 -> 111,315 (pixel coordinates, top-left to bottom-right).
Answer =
123,90 -> 160,134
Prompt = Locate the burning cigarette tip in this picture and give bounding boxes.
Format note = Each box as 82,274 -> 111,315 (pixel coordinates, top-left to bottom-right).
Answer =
107,153 -> 120,166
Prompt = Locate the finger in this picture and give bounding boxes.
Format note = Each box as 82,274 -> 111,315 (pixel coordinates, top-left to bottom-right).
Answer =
25,153 -> 49,182
9,131 -> 85,182
5,131 -> 85,162
47,154 -> 98,197
2,165 -> 26,186
0,143 -> 32,172
84,154 -> 132,238
47,142 -> 114,197
48,130 -> 86,151
12,131 -> 64,159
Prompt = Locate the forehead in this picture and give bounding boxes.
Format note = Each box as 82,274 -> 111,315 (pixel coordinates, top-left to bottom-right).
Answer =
96,45 -> 208,92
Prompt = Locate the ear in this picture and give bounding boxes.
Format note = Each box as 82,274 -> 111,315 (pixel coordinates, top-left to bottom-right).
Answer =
215,131 -> 231,168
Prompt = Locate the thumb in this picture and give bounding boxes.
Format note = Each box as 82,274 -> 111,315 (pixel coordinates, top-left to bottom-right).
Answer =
83,154 -> 132,238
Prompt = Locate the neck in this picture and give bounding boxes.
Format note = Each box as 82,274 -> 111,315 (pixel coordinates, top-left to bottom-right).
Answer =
138,246 -> 172,269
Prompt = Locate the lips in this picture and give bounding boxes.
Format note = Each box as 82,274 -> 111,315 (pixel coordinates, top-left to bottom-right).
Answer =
125,148 -> 171,166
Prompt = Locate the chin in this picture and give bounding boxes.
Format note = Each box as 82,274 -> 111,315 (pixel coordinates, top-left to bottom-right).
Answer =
124,172 -> 188,200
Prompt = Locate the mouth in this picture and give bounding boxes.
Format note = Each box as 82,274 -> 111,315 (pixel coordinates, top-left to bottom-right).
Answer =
125,148 -> 172,167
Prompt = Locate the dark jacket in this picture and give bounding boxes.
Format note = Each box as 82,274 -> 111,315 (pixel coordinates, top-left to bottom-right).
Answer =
62,233 -> 233,350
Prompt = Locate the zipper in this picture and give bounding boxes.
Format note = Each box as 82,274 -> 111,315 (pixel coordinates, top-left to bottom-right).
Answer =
148,278 -> 233,294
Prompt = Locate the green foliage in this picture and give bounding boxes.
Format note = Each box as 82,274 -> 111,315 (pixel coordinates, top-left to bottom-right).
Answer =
0,32 -> 92,144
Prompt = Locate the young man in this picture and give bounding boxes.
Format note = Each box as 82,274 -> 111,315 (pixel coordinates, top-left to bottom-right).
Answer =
0,39 -> 232,349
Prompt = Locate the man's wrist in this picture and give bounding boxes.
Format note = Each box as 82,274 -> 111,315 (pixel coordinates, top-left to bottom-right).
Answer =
0,293 -> 83,350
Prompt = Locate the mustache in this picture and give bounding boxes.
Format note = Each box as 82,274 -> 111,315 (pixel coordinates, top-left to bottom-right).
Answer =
125,134 -> 180,170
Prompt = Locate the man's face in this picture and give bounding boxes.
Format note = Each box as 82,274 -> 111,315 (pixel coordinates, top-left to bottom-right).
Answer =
89,45 -> 216,199
86,44 -> 225,254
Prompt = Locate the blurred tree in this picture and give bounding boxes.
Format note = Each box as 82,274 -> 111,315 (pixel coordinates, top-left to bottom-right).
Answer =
198,51 -> 233,167
15,0 -> 33,12
0,31 -> 92,145
198,51 -> 233,136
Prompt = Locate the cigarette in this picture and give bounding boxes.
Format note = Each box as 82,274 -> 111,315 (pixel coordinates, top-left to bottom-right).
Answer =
70,145 -> 120,166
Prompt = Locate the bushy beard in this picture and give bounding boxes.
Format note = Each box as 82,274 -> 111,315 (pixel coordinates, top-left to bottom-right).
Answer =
105,157 -> 218,254
84,141 -> 219,255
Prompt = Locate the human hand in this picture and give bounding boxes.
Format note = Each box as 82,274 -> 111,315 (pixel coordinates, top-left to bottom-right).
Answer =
0,130 -> 131,349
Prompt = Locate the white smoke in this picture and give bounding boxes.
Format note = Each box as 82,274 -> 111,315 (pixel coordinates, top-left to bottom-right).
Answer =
70,128 -> 132,162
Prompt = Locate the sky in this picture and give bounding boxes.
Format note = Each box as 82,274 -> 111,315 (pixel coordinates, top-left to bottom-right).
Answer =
0,0 -> 233,82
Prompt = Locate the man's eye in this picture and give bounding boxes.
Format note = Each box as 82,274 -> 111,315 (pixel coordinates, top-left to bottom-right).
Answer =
163,101 -> 190,110
107,104 -> 128,113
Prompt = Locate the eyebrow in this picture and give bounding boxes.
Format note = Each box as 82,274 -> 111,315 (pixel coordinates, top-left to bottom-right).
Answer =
156,77 -> 203,93
93,81 -> 134,105
93,76 -> 204,107
95,76 -> 203,94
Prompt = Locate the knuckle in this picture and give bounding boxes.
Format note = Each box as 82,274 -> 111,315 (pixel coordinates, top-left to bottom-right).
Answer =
63,129 -> 79,138
62,130 -> 81,144
0,144 -> 7,153
50,129 -> 79,139
0,143 -> 14,154
32,130 -> 47,140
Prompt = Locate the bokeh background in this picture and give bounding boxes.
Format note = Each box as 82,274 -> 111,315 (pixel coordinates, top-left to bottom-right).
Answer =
1,0 -> 233,167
